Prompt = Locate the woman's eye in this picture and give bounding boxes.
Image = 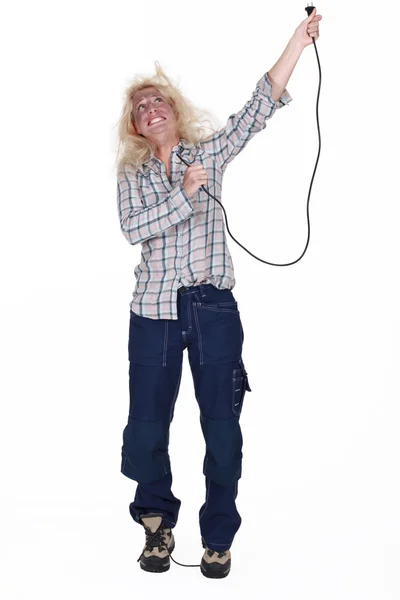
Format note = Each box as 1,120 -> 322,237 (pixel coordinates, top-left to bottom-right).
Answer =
137,97 -> 163,111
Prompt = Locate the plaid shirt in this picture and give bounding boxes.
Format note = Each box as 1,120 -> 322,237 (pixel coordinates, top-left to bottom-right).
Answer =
117,72 -> 292,319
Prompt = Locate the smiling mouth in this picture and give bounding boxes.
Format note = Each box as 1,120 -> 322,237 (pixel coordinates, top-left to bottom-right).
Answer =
148,117 -> 166,126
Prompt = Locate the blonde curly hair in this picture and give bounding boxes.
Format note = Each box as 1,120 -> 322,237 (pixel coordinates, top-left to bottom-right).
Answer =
113,61 -> 221,173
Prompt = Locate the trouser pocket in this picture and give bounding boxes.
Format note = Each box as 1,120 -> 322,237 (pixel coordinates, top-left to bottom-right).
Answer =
201,415 -> 244,485
121,417 -> 171,483
232,359 -> 252,417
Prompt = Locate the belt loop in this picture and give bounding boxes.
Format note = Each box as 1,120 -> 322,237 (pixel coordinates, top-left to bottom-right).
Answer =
200,283 -> 206,297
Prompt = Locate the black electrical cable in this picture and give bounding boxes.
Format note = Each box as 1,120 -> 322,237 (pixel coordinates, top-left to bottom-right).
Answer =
177,22 -> 321,267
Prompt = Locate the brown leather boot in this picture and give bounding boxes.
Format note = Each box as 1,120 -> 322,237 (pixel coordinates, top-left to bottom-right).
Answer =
137,513 -> 175,573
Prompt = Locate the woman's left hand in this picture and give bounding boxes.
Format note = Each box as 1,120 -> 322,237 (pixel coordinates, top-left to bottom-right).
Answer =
293,7 -> 322,48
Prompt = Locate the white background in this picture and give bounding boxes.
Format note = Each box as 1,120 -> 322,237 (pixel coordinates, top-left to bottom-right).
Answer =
1,0 -> 399,597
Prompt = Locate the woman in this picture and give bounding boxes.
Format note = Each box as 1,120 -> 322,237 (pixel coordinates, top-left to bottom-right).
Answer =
115,9 -> 322,578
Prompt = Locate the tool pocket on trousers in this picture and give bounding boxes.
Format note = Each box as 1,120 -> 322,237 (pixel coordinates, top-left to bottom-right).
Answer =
232,359 -> 252,417
194,302 -> 239,315
193,290 -> 240,314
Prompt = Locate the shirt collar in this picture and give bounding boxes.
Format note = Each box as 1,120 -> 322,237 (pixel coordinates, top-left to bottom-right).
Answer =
137,138 -> 197,177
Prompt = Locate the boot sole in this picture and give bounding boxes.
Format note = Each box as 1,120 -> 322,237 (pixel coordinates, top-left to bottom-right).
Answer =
200,557 -> 231,579
140,537 -> 175,573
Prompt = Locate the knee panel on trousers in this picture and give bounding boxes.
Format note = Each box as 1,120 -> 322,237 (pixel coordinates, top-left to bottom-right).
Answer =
200,415 -> 243,486
121,417 -> 171,483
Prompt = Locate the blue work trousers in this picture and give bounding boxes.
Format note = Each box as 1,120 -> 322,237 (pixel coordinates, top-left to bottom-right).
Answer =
121,283 -> 251,552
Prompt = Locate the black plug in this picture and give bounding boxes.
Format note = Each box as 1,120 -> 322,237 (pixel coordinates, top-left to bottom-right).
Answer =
305,3 -> 315,16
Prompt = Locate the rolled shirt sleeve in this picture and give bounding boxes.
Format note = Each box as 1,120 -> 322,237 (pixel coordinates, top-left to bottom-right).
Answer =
201,71 -> 293,171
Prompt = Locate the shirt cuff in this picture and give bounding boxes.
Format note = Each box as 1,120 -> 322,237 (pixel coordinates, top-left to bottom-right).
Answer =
190,198 -> 202,216
258,71 -> 293,108
170,185 -> 202,220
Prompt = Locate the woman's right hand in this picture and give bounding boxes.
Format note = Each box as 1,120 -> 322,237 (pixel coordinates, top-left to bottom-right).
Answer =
182,165 -> 208,199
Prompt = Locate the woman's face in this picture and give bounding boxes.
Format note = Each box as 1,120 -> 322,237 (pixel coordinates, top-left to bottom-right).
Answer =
131,87 -> 178,140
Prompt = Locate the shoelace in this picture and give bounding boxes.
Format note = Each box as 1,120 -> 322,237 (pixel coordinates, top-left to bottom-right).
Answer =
206,549 -> 227,559
137,523 -> 227,568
